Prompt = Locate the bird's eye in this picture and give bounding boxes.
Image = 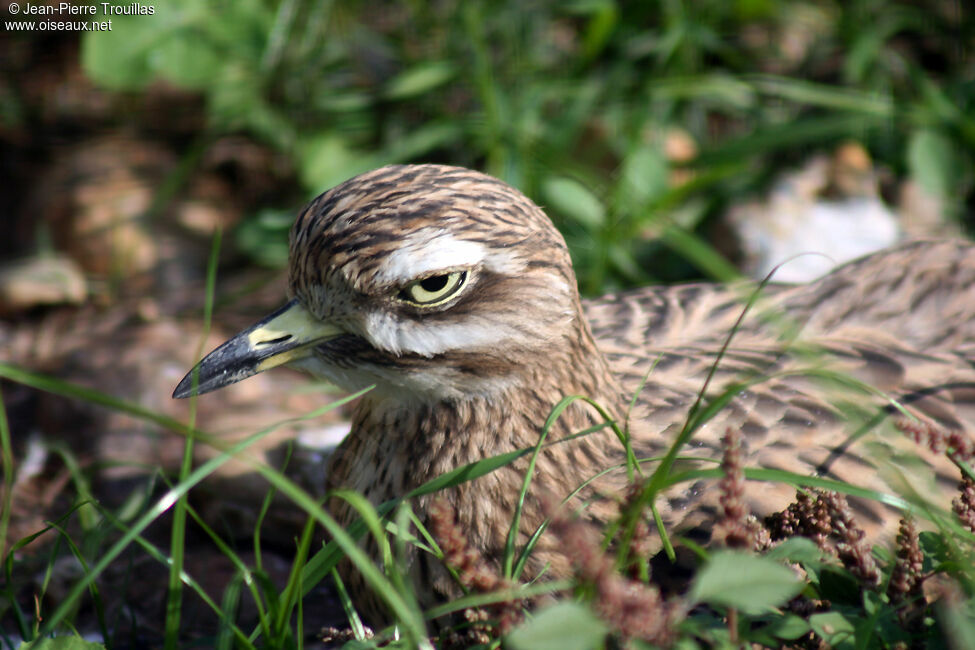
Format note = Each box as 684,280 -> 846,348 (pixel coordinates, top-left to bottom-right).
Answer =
400,271 -> 467,306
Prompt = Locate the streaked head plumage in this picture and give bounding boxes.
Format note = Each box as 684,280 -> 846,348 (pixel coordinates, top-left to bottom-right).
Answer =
173,164 -> 595,402
284,165 -> 584,397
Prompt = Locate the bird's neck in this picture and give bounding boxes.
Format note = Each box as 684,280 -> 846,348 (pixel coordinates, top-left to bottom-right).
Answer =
326,317 -> 626,502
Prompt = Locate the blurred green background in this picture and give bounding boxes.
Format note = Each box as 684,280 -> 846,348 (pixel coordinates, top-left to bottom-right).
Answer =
4,0 -> 974,295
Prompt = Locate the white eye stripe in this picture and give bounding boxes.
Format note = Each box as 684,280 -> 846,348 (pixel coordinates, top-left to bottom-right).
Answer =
378,231 -> 486,284
375,230 -> 524,286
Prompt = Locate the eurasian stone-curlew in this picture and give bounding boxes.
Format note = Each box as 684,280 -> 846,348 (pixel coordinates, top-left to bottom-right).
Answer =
174,164 -> 975,622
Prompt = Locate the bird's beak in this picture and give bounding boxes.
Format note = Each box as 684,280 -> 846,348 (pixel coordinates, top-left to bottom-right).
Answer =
172,299 -> 342,399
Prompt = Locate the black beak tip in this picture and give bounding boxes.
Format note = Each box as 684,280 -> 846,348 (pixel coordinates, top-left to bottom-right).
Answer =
172,373 -> 196,400
172,365 -> 217,399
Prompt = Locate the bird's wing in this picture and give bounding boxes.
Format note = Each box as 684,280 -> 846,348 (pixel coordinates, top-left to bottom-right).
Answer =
582,240 -> 975,535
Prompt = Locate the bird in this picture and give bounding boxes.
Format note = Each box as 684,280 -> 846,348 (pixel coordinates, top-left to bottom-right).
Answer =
174,163 -> 975,624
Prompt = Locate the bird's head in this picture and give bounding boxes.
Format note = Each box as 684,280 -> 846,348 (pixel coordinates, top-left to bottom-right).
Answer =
173,165 -> 586,402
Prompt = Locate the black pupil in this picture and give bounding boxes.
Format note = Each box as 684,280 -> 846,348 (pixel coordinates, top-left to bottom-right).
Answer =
420,275 -> 449,292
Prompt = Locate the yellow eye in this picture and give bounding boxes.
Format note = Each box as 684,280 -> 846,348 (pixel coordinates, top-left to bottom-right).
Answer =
400,271 -> 467,306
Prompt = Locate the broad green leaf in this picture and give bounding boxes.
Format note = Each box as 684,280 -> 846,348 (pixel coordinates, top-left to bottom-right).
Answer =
81,16 -> 164,88
817,566 -> 861,605
542,176 -> 606,230
297,133 -> 373,193
939,599 -> 975,649
689,550 -> 802,615
765,536 -> 826,565
617,144 -> 669,211
809,611 -> 856,649
507,602 -> 608,650
154,37 -> 223,89
863,589 -> 911,645
760,613 -> 811,640
907,129 -> 962,200
919,530 -> 951,570
82,0 -> 274,90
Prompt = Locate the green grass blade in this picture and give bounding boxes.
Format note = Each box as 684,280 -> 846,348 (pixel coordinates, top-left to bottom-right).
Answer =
274,516 -> 316,642
165,228 -> 221,650
660,466 -> 912,512
37,388 -> 359,637
0,386 -> 12,567
216,573 -> 244,650
300,418 -> 619,597
0,363 -> 194,438
502,396 -> 563,579
748,74 -> 894,116
332,568 -> 368,641
424,579 -> 573,621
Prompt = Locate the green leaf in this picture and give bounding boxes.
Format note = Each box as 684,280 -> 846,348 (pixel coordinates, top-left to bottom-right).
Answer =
919,530 -> 950,570
577,0 -> 618,59
750,75 -> 892,116
617,144 -> 669,212
939,599 -> 975,649
384,62 -> 456,100
649,73 -> 757,110
907,129 -> 962,200
759,613 -> 811,641
765,536 -> 826,565
689,550 -> 802,615
507,602 -> 608,650
81,16 -> 164,88
817,566 -> 861,606
863,589 -> 910,645
809,611 -> 856,649
661,225 -> 740,281
695,114 -> 881,166
234,208 -> 291,268
381,123 -> 462,163
297,133 -> 373,192
154,36 -> 223,89
542,176 -> 606,230
82,0 -> 274,91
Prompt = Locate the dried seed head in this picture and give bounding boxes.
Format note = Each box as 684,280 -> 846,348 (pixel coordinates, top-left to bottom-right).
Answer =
429,498 -> 523,635
548,505 -> 685,644
886,515 -> 926,632
952,475 -> 975,534
766,489 -> 880,587
896,417 -> 975,462
714,428 -> 753,549
823,491 -> 881,588
766,490 -> 833,553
